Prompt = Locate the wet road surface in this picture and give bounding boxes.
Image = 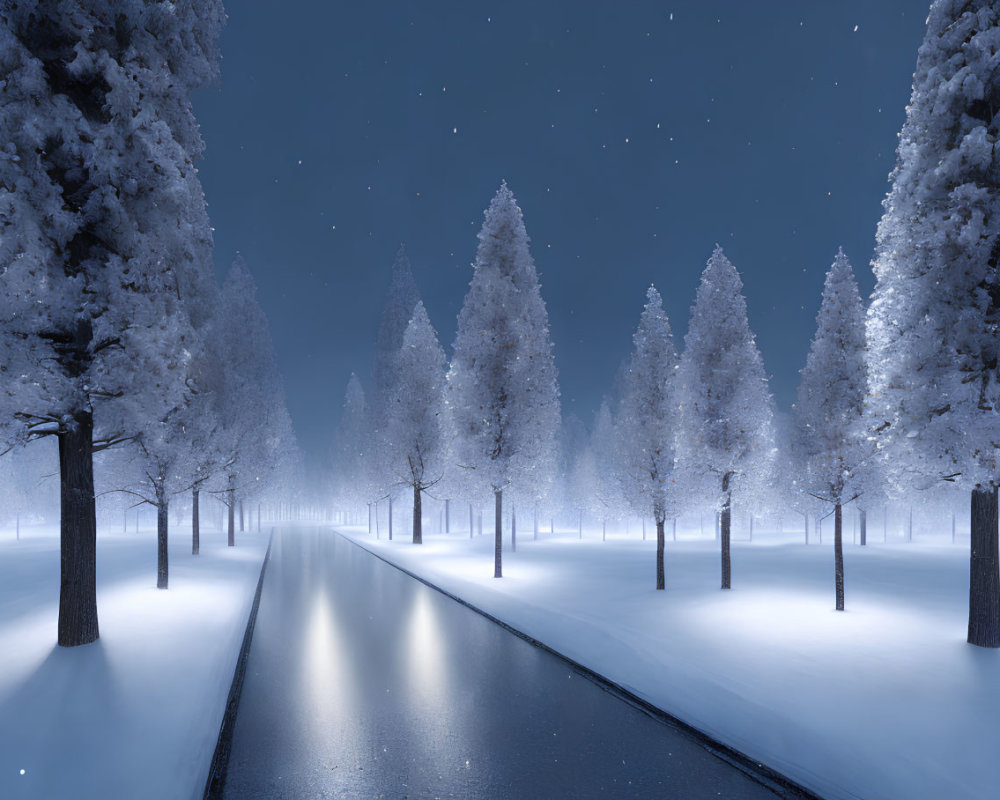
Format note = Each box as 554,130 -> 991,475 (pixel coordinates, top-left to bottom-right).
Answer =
221,528 -> 791,799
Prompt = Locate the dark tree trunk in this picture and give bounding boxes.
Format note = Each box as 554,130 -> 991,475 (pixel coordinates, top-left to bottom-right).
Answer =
58,408 -> 99,647
834,502 -> 844,611
239,500 -> 244,532
494,489 -> 503,578
157,486 -> 169,590
672,518 -> 677,542
860,508 -> 867,547
227,485 -> 235,547
192,488 -> 200,555
721,472 -> 732,590
512,507 -> 517,552
412,484 -> 422,544
968,485 -> 1000,647
656,518 -> 665,590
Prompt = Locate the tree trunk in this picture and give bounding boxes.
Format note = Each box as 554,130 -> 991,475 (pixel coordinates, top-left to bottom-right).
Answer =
494,489 -> 503,578
749,514 -> 754,542
578,509 -> 583,539
227,485 -> 235,547
968,485 -> 1000,647
860,508 -> 867,547
656,517 -> 665,590
389,497 -> 393,541
550,517 -> 554,535
672,518 -> 677,542
642,518 -> 646,541
478,512 -> 482,537
834,502 -> 844,611
445,499 -> 450,533
602,519 -> 606,542
721,473 -> 732,590
239,500 -> 244,532
192,488 -> 200,555
258,502 -> 261,532
368,502 -> 372,535
907,507 -> 913,542
412,484 -> 422,544
58,408 -> 99,647
469,503 -> 474,539
157,485 -> 169,590
803,511 -> 809,545
533,506 -> 539,541
512,507 -> 517,552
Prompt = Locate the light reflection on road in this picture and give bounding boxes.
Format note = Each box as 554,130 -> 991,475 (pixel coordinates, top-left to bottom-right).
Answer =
222,528 -> 785,799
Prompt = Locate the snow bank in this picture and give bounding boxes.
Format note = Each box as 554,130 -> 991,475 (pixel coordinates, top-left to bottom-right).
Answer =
339,524 -> 999,800
0,524 -> 268,800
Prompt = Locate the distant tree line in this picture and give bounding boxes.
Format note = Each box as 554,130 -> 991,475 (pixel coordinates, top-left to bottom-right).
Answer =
331,1 -> 1000,648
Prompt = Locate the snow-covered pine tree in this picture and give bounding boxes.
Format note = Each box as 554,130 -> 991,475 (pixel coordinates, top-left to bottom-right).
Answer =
386,302 -> 446,544
793,248 -> 867,610
447,182 -> 560,577
370,246 -> 422,509
591,400 -> 627,540
678,246 -> 775,590
619,286 -> 679,589
331,374 -> 370,520
0,1 -> 223,646
867,1 -> 1000,647
213,256 -> 291,546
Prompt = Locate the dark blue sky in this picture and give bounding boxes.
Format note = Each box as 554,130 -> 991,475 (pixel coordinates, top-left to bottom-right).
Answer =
193,2 -> 930,461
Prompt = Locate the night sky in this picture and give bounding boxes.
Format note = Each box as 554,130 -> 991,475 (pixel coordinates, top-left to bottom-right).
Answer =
192,2 -> 930,464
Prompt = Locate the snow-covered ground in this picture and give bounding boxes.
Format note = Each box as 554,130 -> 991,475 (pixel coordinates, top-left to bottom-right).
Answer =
0,523 -> 268,800
339,521 -> 998,800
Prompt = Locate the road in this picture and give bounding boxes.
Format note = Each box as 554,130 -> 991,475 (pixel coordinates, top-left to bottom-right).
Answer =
221,528 -> 793,799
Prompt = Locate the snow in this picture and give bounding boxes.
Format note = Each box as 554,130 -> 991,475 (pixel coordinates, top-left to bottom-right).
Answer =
0,524 -> 268,800
338,521 -> 999,800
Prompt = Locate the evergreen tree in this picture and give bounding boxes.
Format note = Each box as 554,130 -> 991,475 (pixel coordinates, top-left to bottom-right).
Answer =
0,1 -> 223,645
370,245 -> 422,511
213,256 -> 291,545
448,182 -> 560,577
331,374 -> 370,519
678,246 -> 775,590
619,286 -> 679,589
867,1 -> 1000,646
386,302 -> 446,544
793,249 -> 867,610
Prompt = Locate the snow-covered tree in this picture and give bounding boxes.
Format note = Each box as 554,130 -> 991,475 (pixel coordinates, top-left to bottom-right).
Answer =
591,400 -> 628,540
0,1 -> 223,645
678,246 -> 775,590
793,249 -> 867,610
448,182 -> 560,577
618,287 -> 679,588
867,1 -> 1000,646
213,257 -> 293,545
386,302 -> 446,544
331,374 -> 370,519
370,246 -> 422,511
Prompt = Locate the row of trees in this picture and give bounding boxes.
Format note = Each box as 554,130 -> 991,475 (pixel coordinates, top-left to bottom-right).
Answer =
331,0 -> 1000,648
0,2 -> 299,647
